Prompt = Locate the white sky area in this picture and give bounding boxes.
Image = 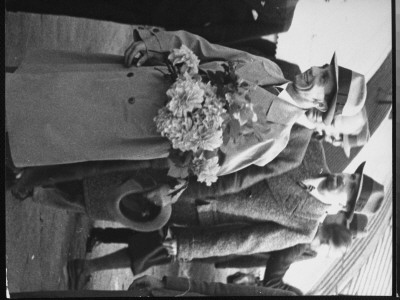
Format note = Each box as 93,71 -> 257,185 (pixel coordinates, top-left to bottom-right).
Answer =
273,0 -> 392,294
276,0 -> 392,82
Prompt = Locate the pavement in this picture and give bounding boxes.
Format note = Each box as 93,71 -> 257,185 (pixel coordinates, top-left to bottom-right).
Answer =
5,12 -> 259,293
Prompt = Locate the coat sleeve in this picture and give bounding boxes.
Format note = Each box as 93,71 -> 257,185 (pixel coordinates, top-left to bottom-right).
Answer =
181,124 -> 313,198
135,28 -> 285,82
175,222 -> 314,260
163,276 -> 296,296
262,244 -> 312,296
136,28 -> 256,64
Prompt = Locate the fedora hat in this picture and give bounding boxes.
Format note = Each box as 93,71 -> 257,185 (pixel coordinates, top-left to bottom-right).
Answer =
323,53 -> 367,125
344,162 -> 384,222
342,109 -> 370,157
107,179 -> 172,232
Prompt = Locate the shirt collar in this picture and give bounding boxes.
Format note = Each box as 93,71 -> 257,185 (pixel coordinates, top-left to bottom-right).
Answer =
276,82 -> 300,107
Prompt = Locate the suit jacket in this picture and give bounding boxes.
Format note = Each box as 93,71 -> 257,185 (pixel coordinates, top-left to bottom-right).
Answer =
173,138 -> 331,260
6,28 -> 304,176
143,276 -> 296,296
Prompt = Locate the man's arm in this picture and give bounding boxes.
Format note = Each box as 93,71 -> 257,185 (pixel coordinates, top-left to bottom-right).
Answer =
174,222 -> 315,260
163,276 -> 296,296
135,28 -> 257,64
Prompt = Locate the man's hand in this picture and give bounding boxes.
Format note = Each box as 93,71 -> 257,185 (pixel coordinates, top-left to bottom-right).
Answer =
124,41 -> 148,67
130,275 -> 165,291
162,238 -> 177,256
143,184 -> 173,207
124,40 -> 165,67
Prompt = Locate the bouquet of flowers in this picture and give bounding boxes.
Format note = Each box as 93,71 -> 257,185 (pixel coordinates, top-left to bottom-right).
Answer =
154,45 -> 258,185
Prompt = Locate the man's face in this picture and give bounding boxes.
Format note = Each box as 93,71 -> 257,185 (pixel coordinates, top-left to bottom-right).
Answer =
292,64 -> 336,111
302,173 -> 361,212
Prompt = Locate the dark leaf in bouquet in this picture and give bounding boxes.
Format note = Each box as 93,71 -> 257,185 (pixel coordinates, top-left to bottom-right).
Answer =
239,81 -> 250,88
202,149 -> 218,160
214,71 -> 225,84
167,163 -> 189,179
207,70 -> 216,82
223,126 -> 231,145
244,93 -> 251,102
192,74 -> 202,82
229,119 -> 241,139
169,149 -> 193,167
222,63 -> 230,73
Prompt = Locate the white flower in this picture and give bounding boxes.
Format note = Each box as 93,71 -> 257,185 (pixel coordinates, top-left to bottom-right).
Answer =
191,153 -> 220,186
166,76 -> 204,117
168,45 -> 200,75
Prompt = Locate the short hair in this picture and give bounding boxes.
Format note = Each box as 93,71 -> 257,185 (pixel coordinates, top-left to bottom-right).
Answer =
320,223 -> 352,250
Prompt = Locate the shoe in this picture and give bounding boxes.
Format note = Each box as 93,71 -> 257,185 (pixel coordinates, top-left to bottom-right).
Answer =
67,259 -> 91,290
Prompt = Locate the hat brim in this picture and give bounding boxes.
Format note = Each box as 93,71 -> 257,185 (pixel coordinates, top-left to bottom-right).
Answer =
108,179 -> 172,232
345,161 -> 366,221
115,190 -> 172,232
322,53 -> 339,125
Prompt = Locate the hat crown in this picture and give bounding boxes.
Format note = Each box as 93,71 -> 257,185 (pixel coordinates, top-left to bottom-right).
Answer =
322,53 -> 367,125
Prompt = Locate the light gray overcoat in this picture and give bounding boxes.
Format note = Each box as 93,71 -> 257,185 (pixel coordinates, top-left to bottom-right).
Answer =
6,29 -> 304,174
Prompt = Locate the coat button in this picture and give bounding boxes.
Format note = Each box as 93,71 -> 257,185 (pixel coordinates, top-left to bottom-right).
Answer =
245,190 -> 252,198
127,72 -> 134,78
128,97 -> 136,104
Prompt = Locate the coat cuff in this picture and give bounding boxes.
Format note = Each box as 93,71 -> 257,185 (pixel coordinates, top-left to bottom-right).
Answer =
134,28 -> 168,54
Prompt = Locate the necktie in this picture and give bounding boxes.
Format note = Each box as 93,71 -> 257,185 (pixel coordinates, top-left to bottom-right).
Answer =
262,85 -> 283,96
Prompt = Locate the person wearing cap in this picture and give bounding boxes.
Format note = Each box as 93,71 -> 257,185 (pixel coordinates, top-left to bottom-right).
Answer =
7,28 -> 366,199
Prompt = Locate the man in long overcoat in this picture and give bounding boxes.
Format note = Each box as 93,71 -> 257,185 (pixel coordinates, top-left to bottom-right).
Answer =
7,27 -> 366,197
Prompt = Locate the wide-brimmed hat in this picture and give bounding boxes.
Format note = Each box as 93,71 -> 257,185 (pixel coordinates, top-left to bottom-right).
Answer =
323,53 -> 367,125
108,179 -> 172,232
344,162 -> 384,222
342,109 -> 370,157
